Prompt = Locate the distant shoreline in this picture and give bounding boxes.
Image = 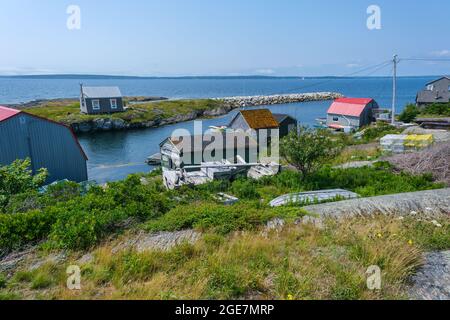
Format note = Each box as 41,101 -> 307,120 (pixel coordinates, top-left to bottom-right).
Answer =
0,74 -> 442,80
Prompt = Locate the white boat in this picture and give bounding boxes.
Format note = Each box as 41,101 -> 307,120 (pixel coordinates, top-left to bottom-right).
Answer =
162,158 -> 280,189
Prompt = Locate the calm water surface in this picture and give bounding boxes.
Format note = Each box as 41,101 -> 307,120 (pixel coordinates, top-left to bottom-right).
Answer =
0,77 -> 433,183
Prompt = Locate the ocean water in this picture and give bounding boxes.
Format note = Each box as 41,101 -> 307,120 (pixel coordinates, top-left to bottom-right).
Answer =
0,76 -> 434,183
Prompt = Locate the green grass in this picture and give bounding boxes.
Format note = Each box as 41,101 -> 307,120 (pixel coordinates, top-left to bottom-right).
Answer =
24,98 -> 226,126
8,214 -> 449,300
145,201 -> 304,235
0,162 -> 444,252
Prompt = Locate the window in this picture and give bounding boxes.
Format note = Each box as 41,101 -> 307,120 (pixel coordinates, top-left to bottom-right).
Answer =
92,99 -> 100,110
426,85 -> 434,91
110,99 -> 118,109
333,116 -> 339,122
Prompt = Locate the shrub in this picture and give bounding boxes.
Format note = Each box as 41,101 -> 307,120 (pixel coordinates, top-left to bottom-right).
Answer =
146,201 -> 302,235
0,174 -> 171,251
422,102 -> 450,116
0,209 -> 58,250
281,127 -> 342,177
231,179 -> 260,199
361,123 -> 401,142
0,159 -> 48,212
49,208 -> 123,250
399,104 -> 420,123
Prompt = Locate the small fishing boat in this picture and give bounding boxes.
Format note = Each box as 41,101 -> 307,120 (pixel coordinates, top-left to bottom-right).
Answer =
146,153 -> 161,165
314,117 -> 328,129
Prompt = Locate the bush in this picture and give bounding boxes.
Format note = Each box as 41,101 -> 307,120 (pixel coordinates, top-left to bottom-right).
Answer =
398,104 -> 420,123
361,123 -> 401,142
0,174 -> 171,251
281,127 -> 342,177
0,159 -> 47,212
146,201 -> 302,235
398,102 -> 450,123
422,102 -> 450,116
0,209 -> 58,250
231,179 -> 260,199
308,165 -> 440,197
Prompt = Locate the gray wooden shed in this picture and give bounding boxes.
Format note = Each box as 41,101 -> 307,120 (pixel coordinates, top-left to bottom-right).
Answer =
0,106 -> 88,183
80,85 -> 124,114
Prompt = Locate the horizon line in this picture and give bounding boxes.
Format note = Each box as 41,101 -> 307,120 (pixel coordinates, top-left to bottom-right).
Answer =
0,73 -> 447,80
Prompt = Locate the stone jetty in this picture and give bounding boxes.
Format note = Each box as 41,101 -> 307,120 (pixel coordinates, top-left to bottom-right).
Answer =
218,92 -> 343,108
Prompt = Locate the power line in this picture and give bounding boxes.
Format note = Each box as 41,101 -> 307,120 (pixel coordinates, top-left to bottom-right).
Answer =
400,58 -> 450,62
272,60 -> 392,95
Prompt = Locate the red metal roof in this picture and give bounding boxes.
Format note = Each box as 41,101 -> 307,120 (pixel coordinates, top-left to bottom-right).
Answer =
327,97 -> 374,117
328,124 -> 345,129
0,106 -> 21,122
0,105 -> 88,160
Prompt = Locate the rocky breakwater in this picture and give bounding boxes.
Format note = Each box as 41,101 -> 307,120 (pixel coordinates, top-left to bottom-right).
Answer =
71,92 -> 342,133
218,92 -> 343,108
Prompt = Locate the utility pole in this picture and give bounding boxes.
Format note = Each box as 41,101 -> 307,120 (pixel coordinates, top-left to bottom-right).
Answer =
391,54 -> 398,125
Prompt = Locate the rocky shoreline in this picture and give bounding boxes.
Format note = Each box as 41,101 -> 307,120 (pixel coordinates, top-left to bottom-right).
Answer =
71,92 -> 342,133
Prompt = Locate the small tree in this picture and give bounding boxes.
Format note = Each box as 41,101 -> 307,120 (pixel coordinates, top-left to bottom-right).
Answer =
281,127 -> 342,177
398,104 -> 420,123
0,159 -> 48,211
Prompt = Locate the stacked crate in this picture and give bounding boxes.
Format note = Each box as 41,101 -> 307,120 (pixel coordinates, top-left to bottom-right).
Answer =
380,134 -> 434,153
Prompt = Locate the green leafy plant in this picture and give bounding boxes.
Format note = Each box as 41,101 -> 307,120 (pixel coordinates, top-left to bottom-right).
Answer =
0,159 -> 47,212
398,104 -> 420,123
281,127 -> 342,177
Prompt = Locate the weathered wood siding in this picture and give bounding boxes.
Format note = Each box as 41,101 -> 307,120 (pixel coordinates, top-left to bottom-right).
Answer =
82,97 -> 124,114
279,118 -> 297,137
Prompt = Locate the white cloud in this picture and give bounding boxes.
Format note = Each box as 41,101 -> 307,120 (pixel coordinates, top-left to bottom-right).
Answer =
255,68 -> 275,75
431,50 -> 450,57
346,63 -> 361,68
0,67 -> 57,76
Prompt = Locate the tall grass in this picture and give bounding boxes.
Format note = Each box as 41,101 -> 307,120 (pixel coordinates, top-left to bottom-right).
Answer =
5,215 -> 446,300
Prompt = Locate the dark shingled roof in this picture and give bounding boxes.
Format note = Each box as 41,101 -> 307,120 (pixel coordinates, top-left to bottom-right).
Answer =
426,76 -> 450,86
416,90 -> 450,104
417,77 -> 450,104
273,113 -> 295,124
239,109 -> 280,129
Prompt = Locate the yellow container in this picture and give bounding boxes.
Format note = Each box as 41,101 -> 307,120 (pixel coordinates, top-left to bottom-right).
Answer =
404,134 -> 434,148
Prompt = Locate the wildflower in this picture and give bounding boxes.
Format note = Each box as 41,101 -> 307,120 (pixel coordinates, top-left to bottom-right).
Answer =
431,220 -> 442,228
287,294 -> 294,300
377,233 -> 383,238
408,240 -> 414,246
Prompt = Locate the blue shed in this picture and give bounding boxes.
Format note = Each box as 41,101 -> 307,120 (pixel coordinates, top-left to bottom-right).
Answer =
0,106 -> 88,183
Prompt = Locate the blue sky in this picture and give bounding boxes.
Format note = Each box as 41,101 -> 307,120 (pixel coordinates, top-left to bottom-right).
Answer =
0,0 -> 449,76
